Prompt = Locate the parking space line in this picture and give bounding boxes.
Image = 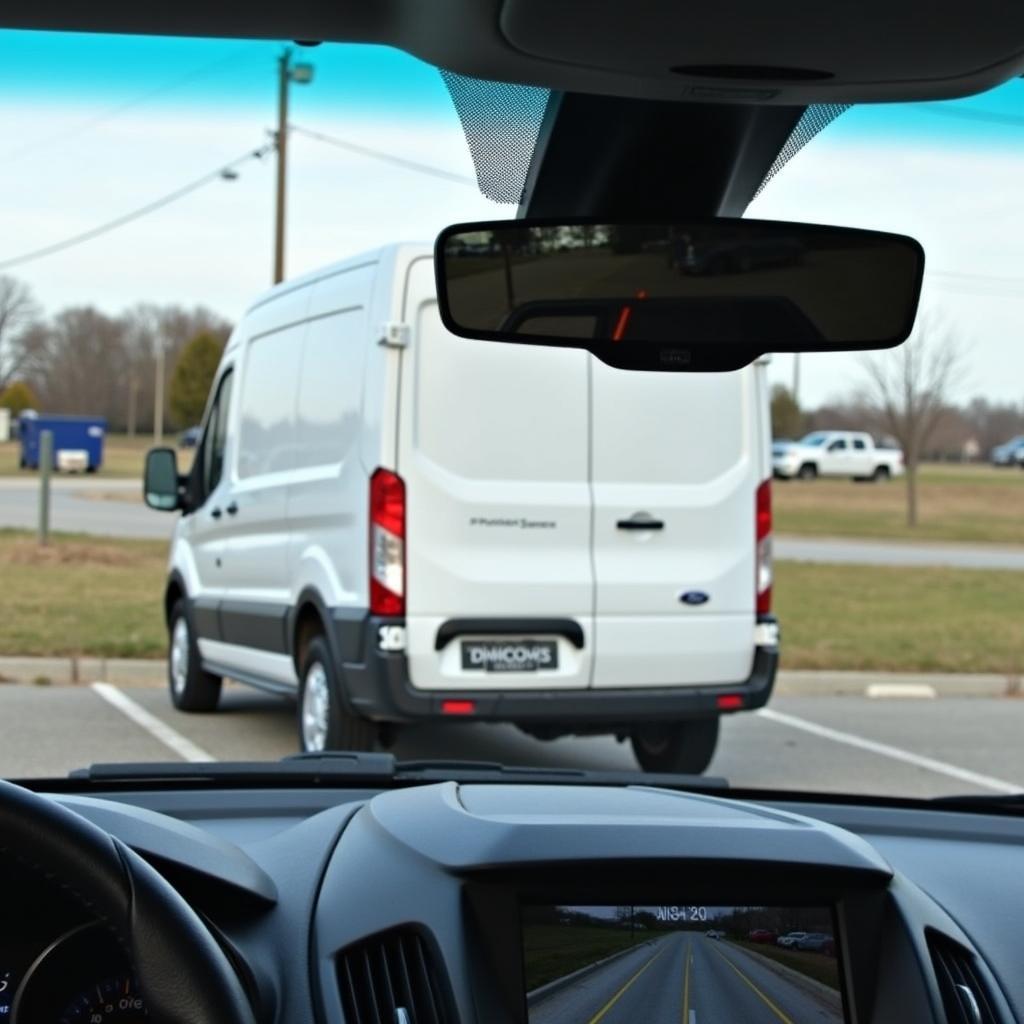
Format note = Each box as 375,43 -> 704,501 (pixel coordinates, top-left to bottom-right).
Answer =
90,683 -> 216,763
758,707 -> 1018,794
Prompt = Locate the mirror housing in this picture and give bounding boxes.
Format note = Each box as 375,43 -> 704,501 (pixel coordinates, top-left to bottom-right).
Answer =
143,447 -> 184,512
435,218 -> 924,372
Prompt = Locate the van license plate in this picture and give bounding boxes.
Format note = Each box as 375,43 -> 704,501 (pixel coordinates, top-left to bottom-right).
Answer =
461,640 -> 559,673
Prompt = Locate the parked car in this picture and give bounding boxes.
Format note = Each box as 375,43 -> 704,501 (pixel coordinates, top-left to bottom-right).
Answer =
797,933 -> 837,955
773,430 -> 904,481
143,244 -> 779,774
748,928 -> 778,944
178,425 -> 202,449
705,929 -> 725,940
990,435 -> 1024,466
777,931 -> 809,948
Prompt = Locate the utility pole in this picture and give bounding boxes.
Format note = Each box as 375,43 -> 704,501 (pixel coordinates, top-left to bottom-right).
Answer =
127,375 -> 138,438
154,345 -> 165,445
273,48 -> 315,285
792,352 -> 801,407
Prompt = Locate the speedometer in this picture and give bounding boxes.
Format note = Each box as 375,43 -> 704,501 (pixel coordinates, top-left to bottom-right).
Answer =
59,976 -> 146,1022
11,925 -> 146,1023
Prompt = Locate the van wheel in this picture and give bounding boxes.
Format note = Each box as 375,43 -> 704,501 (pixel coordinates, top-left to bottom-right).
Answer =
872,465 -> 891,482
168,600 -> 222,712
298,636 -> 377,753
797,463 -> 817,480
630,718 -> 720,774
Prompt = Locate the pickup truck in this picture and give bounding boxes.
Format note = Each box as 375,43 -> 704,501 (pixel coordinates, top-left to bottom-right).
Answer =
773,431 -> 904,481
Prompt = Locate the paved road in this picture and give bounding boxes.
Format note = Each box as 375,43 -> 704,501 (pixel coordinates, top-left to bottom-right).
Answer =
1,685 -> 1022,798
530,931 -> 842,1023
0,478 -> 168,538
776,535 -> 1024,570
3,480 -> 1022,568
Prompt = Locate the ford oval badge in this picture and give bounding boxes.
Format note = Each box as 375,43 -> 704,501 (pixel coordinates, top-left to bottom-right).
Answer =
679,590 -> 709,606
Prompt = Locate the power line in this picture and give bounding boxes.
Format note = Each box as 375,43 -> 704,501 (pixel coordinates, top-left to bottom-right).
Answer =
0,142 -> 275,272
290,123 -> 477,186
2,43 -> 261,163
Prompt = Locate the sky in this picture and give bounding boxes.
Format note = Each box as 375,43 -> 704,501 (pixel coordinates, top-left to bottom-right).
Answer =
1,29 -> 1023,409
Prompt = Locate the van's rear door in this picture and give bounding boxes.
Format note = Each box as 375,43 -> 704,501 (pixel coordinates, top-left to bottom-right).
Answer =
589,360 -> 758,689
398,257 -> 593,691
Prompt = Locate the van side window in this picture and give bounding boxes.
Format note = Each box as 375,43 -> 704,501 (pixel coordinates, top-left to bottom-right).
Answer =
828,439 -> 846,451
853,438 -> 867,450
195,369 -> 233,502
237,328 -> 302,479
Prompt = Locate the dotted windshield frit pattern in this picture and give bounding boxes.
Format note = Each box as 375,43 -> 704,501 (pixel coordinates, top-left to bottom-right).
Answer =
755,103 -> 850,197
439,70 -> 551,205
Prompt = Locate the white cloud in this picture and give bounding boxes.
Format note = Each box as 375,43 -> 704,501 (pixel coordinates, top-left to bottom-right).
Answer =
1,101 -> 1021,410
0,102 -> 501,319
750,138 -> 1024,408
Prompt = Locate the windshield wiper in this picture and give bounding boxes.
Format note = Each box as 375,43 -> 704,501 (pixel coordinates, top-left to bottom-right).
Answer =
928,792 -> 1024,814
64,752 -> 728,791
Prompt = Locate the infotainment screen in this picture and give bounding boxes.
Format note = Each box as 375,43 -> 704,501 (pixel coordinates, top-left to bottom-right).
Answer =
522,904 -> 846,1023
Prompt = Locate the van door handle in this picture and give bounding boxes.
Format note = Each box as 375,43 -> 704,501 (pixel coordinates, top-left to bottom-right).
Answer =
210,507 -> 222,519
617,515 -> 664,531
226,502 -> 239,516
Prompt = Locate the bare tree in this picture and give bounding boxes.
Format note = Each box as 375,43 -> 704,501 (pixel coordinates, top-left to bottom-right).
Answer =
861,314 -> 961,526
0,276 -> 42,392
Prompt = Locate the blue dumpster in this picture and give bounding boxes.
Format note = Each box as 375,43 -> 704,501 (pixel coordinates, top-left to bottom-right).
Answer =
18,414 -> 106,472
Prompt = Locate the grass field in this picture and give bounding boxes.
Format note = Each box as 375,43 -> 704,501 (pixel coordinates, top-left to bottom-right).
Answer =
728,940 -> 839,990
0,434 -> 188,479
0,530 -> 167,659
774,462 -> 1024,546
774,561 -> 1024,674
0,531 -> 1020,672
522,924 -> 643,992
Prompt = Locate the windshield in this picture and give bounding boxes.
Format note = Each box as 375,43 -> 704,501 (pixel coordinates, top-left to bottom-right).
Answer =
0,29 -> 1021,802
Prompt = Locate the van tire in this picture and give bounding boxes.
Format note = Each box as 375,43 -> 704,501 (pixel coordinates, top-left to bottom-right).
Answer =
872,465 -> 891,482
630,718 -> 720,774
797,463 -> 818,480
298,636 -> 377,753
168,600 -> 222,712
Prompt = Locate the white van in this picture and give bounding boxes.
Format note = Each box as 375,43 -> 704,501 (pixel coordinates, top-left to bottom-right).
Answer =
144,244 -> 778,774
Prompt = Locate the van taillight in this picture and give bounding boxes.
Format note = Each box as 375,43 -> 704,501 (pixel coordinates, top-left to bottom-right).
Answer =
370,468 -> 405,616
756,478 -> 772,615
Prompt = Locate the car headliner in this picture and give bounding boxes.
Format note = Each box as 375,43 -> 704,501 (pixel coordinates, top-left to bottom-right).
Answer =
4,0 -> 1024,107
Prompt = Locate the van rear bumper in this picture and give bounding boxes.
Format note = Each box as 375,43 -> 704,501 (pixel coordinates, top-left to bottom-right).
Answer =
338,613 -> 779,727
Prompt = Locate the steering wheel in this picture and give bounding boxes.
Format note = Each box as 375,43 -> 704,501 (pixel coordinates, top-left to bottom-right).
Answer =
0,780 -> 257,1024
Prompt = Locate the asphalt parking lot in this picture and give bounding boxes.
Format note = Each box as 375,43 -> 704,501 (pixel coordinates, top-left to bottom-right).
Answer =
1,681 -> 1021,798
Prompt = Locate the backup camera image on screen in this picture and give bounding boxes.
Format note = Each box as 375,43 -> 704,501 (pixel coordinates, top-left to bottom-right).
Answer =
523,905 -> 845,1023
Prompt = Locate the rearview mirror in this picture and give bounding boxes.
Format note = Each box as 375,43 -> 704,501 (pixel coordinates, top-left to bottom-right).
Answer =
435,218 -> 924,371
144,447 -> 182,511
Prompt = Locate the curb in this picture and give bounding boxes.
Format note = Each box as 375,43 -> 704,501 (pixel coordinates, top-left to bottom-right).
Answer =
0,657 -> 165,687
776,669 -> 1020,699
0,657 -> 1019,698
526,939 -> 654,1007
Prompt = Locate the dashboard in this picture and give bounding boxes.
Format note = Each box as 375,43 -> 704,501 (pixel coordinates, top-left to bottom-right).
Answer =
2,780 -> 1021,1023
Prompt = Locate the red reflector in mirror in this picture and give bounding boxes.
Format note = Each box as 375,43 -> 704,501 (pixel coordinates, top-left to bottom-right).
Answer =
716,694 -> 744,710
441,700 -> 476,716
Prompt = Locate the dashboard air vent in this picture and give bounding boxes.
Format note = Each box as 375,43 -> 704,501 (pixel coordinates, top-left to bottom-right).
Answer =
336,927 -> 451,1024
928,931 -> 997,1024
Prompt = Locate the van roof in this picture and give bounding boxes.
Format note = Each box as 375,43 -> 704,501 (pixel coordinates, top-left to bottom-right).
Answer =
244,242 -> 432,316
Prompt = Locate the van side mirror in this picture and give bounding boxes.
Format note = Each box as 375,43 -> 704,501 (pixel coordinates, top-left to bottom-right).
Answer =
144,447 -> 183,511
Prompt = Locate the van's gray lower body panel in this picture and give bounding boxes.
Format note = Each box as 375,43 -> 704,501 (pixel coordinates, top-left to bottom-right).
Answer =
339,613 -> 779,728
